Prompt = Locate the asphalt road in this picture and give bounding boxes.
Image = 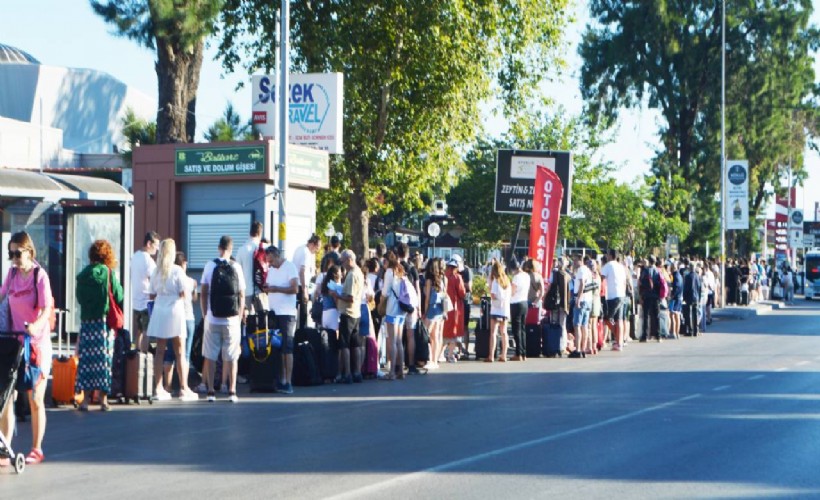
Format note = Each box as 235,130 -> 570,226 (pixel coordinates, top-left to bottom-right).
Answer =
2,300 -> 820,499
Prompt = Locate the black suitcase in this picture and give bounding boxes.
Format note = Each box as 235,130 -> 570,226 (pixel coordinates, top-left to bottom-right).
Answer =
292,341 -> 322,386
659,309 -> 671,338
110,329 -> 131,402
525,325 -> 542,358
124,350 -> 154,404
295,328 -> 337,382
474,327 -> 501,360
739,290 -> 749,306
542,316 -> 565,357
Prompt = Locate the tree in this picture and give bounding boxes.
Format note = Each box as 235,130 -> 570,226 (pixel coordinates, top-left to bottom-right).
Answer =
217,0 -> 571,257
91,0 -> 224,143
580,0 -> 819,255
119,108 -> 156,166
204,103 -> 256,142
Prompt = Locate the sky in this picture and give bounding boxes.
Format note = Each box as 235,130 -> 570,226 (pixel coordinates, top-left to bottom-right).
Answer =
2,0 -> 819,222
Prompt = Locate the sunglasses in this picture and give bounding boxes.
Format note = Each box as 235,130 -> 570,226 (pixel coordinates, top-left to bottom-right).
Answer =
8,249 -> 26,259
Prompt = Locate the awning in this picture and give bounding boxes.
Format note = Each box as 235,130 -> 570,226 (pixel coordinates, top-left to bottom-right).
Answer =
0,168 -> 132,203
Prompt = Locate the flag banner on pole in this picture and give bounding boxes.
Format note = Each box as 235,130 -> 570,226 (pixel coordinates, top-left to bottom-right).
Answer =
528,165 -> 564,284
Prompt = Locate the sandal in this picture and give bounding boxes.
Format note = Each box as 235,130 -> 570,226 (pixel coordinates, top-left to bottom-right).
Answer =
25,448 -> 44,465
0,457 -> 9,467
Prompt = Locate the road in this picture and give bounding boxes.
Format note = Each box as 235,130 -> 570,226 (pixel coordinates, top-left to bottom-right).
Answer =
2,300 -> 820,499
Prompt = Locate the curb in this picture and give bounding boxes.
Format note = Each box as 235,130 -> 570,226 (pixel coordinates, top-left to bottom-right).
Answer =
712,302 -> 774,320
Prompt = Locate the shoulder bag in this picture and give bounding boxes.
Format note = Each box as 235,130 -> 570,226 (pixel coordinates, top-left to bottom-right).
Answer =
107,268 -> 124,331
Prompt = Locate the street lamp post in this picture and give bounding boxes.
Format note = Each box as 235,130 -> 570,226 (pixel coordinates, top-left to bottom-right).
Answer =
720,0 -> 727,307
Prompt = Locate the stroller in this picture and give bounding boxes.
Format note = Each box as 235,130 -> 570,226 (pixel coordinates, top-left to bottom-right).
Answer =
0,333 -> 26,474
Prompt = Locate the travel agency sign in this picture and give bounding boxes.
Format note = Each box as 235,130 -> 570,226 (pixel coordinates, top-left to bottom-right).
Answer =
726,159 -> 749,230
252,73 -> 344,154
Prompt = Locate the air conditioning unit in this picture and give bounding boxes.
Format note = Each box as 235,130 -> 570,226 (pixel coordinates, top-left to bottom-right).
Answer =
432,200 -> 447,215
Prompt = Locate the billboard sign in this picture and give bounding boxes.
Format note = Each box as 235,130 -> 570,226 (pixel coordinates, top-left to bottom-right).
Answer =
726,160 -> 749,230
495,149 -> 573,215
252,73 -> 344,154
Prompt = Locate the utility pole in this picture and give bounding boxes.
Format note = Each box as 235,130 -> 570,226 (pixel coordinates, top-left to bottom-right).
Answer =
277,0 -> 290,255
720,0 -> 727,307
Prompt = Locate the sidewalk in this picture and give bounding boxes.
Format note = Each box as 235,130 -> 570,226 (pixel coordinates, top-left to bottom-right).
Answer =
711,300 -> 777,320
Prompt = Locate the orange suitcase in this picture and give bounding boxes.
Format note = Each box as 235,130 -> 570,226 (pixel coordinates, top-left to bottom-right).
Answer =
51,311 -> 83,407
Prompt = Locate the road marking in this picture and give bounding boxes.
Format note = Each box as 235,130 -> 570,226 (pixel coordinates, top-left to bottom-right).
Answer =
326,393 -> 702,500
747,374 -> 765,381
49,444 -> 116,459
712,385 -> 731,392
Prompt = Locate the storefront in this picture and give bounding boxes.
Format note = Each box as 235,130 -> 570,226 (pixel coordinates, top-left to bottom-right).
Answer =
131,141 -> 328,274
0,168 -> 134,334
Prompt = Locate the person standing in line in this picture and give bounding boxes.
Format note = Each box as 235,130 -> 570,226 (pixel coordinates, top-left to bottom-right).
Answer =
378,252 -> 407,379
236,221 -> 267,316
682,262 -> 701,337
75,239 -> 122,413
442,258 -> 466,362
263,246 -> 299,394
319,235 -> 342,275
396,242 -> 421,374
292,234 -> 321,329
668,263 -> 683,339
638,256 -> 662,342
702,263 -> 716,325
486,260 -> 511,363
131,231 -> 159,352
572,255 -> 593,354
422,258 -> 446,369
200,236 -> 245,403
508,258 -> 530,361
545,256 -> 571,346
0,232 -> 54,465
600,249 -> 628,351
455,255 -> 472,359
162,252 -> 197,391
330,250 -> 365,383
146,239 -> 198,402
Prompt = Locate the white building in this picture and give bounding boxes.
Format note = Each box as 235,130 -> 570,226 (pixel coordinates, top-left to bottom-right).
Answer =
0,42 -> 155,170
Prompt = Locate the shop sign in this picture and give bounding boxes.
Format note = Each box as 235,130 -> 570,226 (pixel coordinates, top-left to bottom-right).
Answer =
175,146 -> 266,177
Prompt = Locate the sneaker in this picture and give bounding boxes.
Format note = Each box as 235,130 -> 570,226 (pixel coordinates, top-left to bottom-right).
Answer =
281,383 -> 294,395
206,392 -> 216,403
344,374 -> 353,384
179,390 -> 199,402
407,366 -> 419,375
276,382 -> 288,393
228,393 -> 239,403
612,344 -> 622,352
194,382 -> 208,394
352,373 -> 363,383
152,389 -> 172,402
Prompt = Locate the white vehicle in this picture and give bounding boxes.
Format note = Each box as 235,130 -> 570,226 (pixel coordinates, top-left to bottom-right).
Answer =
805,248 -> 820,299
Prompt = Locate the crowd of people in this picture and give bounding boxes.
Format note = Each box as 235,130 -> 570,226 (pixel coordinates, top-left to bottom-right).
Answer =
0,222 -> 796,467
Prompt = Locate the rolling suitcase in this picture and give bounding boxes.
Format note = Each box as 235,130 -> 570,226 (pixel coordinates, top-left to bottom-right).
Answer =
473,296 -> 495,360
110,328 -> 131,402
525,306 -> 543,326
125,350 -> 154,404
292,341 -> 322,386
525,324 -> 542,358
295,327 -> 336,382
249,346 -> 281,393
362,335 -> 379,379
542,313 -> 565,357
596,318 -> 606,350
659,309 -> 671,338
51,311 -> 83,408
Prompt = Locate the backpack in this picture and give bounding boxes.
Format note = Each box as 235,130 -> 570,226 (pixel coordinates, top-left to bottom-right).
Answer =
252,242 -> 268,292
639,268 -> 654,296
394,277 -> 418,313
657,271 -> 669,299
209,259 -> 241,318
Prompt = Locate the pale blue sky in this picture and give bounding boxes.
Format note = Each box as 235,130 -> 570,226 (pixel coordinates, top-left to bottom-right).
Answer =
2,0 -> 818,221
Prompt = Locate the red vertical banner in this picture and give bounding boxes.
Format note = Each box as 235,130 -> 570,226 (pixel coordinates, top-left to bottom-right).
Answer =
528,165 -> 564,283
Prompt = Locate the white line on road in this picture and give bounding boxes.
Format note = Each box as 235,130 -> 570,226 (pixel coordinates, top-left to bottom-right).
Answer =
49,444 -> 117,459
712,385 -> 731,392
747,375 -> 766,381
326,393 -> 702,500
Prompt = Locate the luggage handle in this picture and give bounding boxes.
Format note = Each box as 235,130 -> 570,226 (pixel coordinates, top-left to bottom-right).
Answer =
54,308 -> 70,359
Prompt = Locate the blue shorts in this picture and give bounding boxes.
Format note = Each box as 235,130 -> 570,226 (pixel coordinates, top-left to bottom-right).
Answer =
490,314 -> 508,321
384,314 -> 406,326
573,301 -> 591,327
426,301 -> 444,321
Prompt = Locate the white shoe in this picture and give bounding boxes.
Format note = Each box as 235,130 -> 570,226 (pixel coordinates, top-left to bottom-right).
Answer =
206,393 -> 216,403
152,389 -> 172,402
228,393 -> 239,403
179,390 -> 199,402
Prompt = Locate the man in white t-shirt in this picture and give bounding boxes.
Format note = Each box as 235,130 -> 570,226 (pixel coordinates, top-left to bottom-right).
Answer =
200,236 -> 246,403
264,246 -> 299,394
236,221 -> 266,314
131,231 -> 159,352
573,255 -> 593,354
600,248 -> 628,350
292,234 -> 320,329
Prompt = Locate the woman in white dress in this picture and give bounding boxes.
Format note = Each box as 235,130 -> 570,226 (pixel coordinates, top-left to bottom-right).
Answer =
147,239 -> 197,401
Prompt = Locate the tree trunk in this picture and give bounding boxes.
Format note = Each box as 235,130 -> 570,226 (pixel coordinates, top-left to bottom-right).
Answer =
155,38 -> 192,144
347,184 -> 370,260
185,39 -> 204,142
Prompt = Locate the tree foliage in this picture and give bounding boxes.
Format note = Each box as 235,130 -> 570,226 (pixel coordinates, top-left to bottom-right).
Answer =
119,108 -> 156,166
204,103 -> 255,142
580,0 -> 820,256
91,0 -> 224,143
217,0 -> 571,257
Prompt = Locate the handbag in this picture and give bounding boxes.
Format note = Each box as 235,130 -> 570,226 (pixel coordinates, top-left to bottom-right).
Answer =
442,293 -> 454,314
107,268 -> 124,331
19,335 -> 43,391
377,295 -> 387,317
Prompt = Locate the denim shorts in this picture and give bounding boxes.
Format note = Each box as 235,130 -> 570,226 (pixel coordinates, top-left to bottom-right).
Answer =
573,301 -> 591,327
384,314 -> 406,326
426,301 -> 444,321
